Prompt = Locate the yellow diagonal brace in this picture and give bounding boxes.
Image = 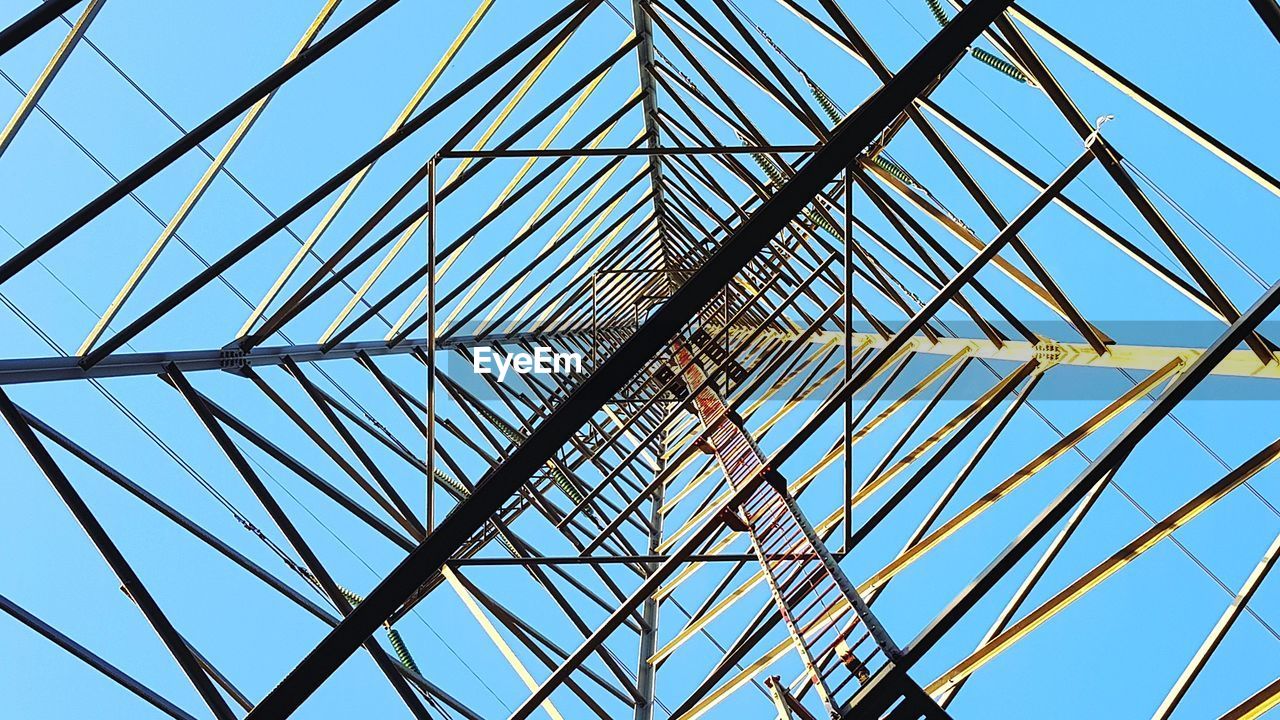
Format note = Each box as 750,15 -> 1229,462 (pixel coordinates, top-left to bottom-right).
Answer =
1153,526 -> 1280,719
846,360 -> 1034,512
859,358 -> 1184,596
80,0 -> 342,356
319,30 -> 580,343
388,106 -> 633,341
925,433 -> 1280,697
849,348 -> 971,443
1219,675 -> 1280,720
236,0 -> 494,340
442,567 -> 565,720
0,0 -> 104,157
499,206 -> 648,335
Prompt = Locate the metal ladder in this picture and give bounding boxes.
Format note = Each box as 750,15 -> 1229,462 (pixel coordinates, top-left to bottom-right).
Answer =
672,340 -> 901,718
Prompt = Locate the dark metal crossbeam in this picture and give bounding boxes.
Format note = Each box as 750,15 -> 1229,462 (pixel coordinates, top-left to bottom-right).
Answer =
0,331 -> 592,385
451,553 -> 843,566
1250,0 -> 1280,44
0,0 -> 81,56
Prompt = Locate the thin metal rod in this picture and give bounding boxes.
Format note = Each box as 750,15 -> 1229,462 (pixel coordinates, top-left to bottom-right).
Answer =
440,144 -> 818,158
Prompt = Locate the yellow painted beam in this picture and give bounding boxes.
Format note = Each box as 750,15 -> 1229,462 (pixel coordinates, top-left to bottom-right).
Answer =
443,567 -> 566,720
752,329 -> 1280,380
0,0 -> 104,157
236,0 -> 495,340
81,0 -> 343,356
1219,675 -> 1280,720
925,433 -> 1280,697
859,358 -> 1183,596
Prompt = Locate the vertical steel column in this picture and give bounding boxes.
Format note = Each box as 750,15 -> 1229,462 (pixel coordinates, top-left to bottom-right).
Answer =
634,433 -> 666,720
842,166 -> 853,552
427,156 -> 438,532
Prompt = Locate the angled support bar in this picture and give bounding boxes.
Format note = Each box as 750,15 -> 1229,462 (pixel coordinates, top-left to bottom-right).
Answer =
0,0 -> 81,56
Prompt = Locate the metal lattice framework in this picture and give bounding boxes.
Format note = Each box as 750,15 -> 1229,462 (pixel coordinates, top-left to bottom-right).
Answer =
3,1 -> 1280,718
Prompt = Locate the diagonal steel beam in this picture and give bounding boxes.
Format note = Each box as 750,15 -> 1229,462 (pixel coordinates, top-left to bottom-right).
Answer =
240,4 -> 1017,716
0,0 -> 81,56
0,387 -> 238,720
0,0 -> 103,158
0,593 -> 197,720
1249,0 -> 1280,44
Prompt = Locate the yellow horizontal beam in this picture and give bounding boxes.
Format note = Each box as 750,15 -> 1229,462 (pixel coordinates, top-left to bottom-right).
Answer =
755,330 -> 1280,380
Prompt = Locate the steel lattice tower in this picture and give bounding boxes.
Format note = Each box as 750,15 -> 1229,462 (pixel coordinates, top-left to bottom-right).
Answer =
2,1 -> 1280,719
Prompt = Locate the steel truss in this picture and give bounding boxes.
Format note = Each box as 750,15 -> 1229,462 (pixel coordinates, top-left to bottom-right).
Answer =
1,1 -> 1279,719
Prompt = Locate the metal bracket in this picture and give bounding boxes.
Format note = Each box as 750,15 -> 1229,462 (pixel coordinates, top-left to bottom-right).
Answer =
218,348 -> 250,374
1032,339 -> 1068,371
